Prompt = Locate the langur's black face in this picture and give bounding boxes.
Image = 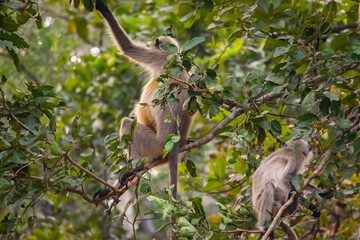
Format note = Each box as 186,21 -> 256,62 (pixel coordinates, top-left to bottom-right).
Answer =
307,142 -> 313,151
150,36 -> 179,51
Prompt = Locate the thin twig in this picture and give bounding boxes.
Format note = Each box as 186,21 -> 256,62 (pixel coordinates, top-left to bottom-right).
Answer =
220,229 -> 262,234
12,152 -> 51,178
62,150 -> 119,192
0,88 -> 35,134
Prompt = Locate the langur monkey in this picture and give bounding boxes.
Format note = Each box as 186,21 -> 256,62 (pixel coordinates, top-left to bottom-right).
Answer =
252,139 -> 332,240
93,0 -> 193,200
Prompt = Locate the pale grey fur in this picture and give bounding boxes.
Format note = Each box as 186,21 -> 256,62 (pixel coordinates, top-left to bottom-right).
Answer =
252,139 -> 313,240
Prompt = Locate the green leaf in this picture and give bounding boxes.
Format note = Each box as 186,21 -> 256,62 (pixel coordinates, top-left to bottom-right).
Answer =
257,0 -> 270,14
294,50 -> 306,60
319,97 -> 330,116
50,141 -> 62,156
295,113 -> 318,128
140,183 -> 151,194
0,137 -> 11,151
182,37 -> 205,51
74,0 -> 80,8
270,120 -> 282,136
11,151 -> 28,164
7,48 -> 20,71
302,92 -> 316,113
1,75 -> 7,86
266,72 -> 285,85
80,148 -> 93,157
274,46 -> 290,58
75,17 -> 89,41
0,178 -> 11,190
349,46 -> 360,62
185,159 -> 197,177
170,65 -> 183,77
343,167 -> 356,179
331,140 -> 347,152
322,48 -> 335,59
83,0 -> 94,11
49,115 -> 57,133
191,197 -> 205,214
36,16 -> 42,29
159,42 -> 178,53
163,134 -> 180,158
339,119 -> 351,129
323,91 -> 339,101
291,174 -> 304,193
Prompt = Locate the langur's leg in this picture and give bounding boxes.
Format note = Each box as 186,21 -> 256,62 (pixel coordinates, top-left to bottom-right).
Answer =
120,117 -> 164,160
93,118 -> 167,200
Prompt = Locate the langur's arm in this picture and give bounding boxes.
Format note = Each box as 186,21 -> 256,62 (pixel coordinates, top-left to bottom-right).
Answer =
283,156 -> 302,184
95,0 -> 168,67
95,0 -> 132,51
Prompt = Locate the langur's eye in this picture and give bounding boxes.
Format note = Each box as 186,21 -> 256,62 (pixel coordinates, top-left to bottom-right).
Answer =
281,142 -> 287,147
155,38 -> 160,48
307,142 -> 313,151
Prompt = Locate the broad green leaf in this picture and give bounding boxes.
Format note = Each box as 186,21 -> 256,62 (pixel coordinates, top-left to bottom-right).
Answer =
270,120 -> 282,136
274,46 -> 290,58
291,174 -> 304,193
191,197 -> 204,214
159,42 -> 178,53
339,119 -> 351,129
257,0 -> 270,14
182,37 -> 205,51
50,141 -> 62,156
80,148 -> 93,157
332,140 -> 347,152
83,0 -> 94,11
170,65 -> 183,77
296,113 -> 318,128
0,178 -> 11,190
343,167 -> 356,179
323,91 -> 339,101
302,92 -> 316,113
0,137 -> 11,151
185,159 -> 197,177
75,17 -> 89,41
266,72 -> 285,85
140,183 -> 151,194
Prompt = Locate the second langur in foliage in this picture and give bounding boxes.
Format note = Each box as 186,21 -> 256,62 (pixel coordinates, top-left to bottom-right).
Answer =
93,0 -> 193,200
252,139 -> 333,240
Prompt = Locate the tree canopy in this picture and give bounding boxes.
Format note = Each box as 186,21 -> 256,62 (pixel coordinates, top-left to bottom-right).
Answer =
0,0 -> 359,239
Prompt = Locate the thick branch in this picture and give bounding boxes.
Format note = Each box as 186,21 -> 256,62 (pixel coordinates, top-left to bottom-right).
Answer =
331,23 -> 359,33
261,151 -> 332,240
180,92 -> 278,152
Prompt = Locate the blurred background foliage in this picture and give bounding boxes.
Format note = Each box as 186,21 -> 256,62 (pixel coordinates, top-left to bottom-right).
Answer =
0,0 -> 360,239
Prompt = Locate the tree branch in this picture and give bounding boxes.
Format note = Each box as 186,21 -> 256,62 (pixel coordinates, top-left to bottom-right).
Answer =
180,91 -> 278,152
331,23 -> 360,33
62,150 -> 119,193
0,88 -> 35,134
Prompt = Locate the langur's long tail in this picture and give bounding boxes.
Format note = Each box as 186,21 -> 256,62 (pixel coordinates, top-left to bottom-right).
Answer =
256,182 -> 275,231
